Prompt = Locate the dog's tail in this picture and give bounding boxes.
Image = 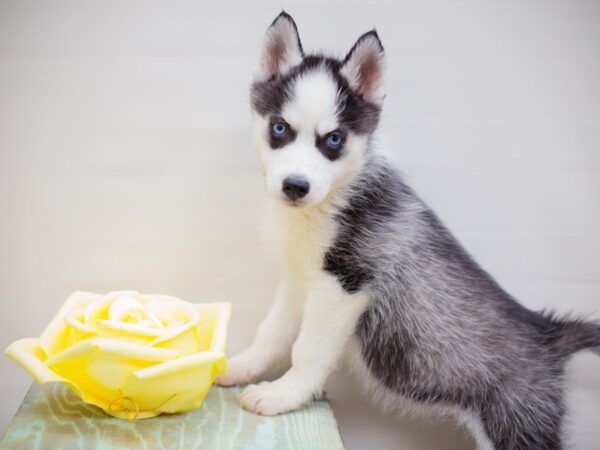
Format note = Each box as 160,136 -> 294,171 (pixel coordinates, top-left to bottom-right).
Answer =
548,313 -> 600,357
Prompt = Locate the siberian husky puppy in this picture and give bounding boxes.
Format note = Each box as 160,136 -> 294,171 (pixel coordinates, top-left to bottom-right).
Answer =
215,12 -> 600,450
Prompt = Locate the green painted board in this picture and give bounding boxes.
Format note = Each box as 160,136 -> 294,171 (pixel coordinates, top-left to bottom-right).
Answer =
0,383 -> 344,449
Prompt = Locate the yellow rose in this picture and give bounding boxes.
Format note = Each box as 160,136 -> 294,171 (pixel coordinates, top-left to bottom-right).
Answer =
4,291 -> 231,419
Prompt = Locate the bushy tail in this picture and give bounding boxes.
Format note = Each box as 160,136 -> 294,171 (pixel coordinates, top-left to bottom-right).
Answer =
550,315 -> 600,356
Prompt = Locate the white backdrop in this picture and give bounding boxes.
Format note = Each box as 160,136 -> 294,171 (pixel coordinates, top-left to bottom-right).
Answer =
1,1 -> 599,448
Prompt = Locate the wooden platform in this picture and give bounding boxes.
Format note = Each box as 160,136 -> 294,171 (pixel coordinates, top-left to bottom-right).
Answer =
0,383 -> 344,449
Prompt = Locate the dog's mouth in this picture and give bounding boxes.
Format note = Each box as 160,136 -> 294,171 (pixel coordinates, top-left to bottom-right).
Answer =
276,192 -> 312,208
283,197 -> 304,208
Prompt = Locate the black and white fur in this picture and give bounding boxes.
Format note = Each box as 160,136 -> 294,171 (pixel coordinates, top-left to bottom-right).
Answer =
215,12 -> 600,450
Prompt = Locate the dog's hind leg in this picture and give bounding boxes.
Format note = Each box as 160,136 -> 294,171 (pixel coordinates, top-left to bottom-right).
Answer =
479,390 -> 564,450
456,410 -> 495,450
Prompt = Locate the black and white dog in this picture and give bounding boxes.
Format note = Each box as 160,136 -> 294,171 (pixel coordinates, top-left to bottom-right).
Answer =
215,12 -> 600,449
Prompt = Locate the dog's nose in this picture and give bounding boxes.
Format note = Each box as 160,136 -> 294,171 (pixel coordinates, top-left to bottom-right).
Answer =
282,176 -> 310,201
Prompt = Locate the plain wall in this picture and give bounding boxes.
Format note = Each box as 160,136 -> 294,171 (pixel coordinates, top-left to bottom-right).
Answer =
1,1 -> 599,448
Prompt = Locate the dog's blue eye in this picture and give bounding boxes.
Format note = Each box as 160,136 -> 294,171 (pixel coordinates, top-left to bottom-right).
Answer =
272,122 -> 288,137
326,133 -> 343,149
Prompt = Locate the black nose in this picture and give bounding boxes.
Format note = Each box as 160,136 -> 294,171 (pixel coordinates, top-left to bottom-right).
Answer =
282,176 -> 310,201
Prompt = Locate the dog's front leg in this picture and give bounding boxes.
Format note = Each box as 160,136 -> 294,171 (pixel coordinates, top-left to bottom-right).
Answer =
215,280 -> 303,387
239,275 -> 369,415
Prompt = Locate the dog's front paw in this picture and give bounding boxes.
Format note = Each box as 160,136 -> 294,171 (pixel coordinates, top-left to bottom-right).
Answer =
239,379 -> 307,416
214,352 -> 263,387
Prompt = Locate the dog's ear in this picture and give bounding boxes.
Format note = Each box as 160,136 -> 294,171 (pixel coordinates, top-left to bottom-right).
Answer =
341,30 -> 386,105
255,12 -> 304,82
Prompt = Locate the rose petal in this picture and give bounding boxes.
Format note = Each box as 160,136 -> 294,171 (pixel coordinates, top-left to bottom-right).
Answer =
42,338 -> 180,406
132,351 -> 225,379
39,292 -> 101,358
84,294 -> 116,325
6,338 -> 65,384
108,295 -> 142,322
45,337 -> 179,367
120,351 -> 226,414
144,295 -> 196,325
196,303 -> 231,353
96,320 -> 165,338
149,309 -> 200,347
65,309 -> 97,334
4,338 -> 107,409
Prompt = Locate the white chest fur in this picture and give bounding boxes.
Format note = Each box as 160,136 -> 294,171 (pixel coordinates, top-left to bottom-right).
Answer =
267,200 -> 339,283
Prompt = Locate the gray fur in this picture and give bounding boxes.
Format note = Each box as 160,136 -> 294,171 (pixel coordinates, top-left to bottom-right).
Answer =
327,154 -> 600,450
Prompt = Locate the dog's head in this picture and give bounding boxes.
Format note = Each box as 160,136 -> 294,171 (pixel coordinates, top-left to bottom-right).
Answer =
251,12 -> 386,208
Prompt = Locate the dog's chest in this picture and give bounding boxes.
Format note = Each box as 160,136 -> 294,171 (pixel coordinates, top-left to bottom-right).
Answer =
270,204 -> 338,280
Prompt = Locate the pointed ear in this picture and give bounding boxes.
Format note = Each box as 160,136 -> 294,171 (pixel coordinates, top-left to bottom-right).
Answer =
255,12 -> 304,82
341,30 -> 386,105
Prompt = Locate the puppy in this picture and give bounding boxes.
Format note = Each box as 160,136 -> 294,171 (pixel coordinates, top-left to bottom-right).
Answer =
215,12 -> 600,450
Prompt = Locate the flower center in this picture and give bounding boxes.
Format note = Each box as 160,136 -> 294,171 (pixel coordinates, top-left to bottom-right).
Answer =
109,295 -> 164,329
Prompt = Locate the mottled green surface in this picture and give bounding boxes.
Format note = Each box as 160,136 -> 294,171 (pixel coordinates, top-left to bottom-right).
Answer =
0,384 -> 344,449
